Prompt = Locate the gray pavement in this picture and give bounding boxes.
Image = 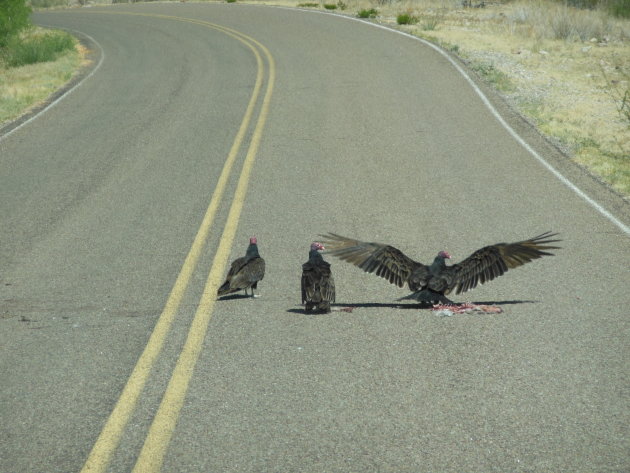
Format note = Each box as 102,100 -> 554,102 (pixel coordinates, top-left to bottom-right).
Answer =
1,4 -> 628,472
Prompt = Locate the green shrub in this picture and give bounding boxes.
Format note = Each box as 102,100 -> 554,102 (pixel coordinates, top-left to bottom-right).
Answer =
357,8 -> 378,18
297,2 -> 319,6
3,30 -> 75,67
397,13 -> 419,25
608,0 -> 630,18
0,0 -> 31,48
324,3 -> 337,9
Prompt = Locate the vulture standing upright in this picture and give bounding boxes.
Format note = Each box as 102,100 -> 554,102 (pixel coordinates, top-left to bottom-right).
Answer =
320,231 -> 560,304
218,236 -> 265,297
301,242 -> 336,313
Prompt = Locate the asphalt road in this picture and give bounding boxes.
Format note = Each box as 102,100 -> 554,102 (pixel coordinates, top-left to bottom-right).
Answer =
1,4 -> 628,472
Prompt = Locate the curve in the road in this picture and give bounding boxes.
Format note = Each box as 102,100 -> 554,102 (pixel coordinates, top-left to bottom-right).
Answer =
5,6 -> 628,473
8,6 -> 628,236
129,14 -> 275,473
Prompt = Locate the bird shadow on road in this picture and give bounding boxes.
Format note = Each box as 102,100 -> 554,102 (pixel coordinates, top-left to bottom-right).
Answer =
337,300 -> 538,309
216,294 -> 256,301
470,300 -> 539,306
286,300 -> 538,314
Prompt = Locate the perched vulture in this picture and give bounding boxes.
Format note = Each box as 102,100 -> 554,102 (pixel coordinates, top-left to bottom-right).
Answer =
218,236 -> 265,297
320,232 -> 560,304
301,242 -> 336,313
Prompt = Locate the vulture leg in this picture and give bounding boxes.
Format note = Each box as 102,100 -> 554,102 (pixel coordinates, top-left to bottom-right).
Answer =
317,301 -> 331,313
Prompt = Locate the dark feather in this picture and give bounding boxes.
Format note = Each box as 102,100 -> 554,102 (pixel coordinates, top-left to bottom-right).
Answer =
319,233 -> 421,289
301,243 -> 335,313
218,238 -> 265,297
444,231 -> 561,295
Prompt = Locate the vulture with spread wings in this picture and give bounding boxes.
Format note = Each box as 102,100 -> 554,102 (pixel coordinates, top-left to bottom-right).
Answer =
320,232 -> 560,304
218,236 -> 265,297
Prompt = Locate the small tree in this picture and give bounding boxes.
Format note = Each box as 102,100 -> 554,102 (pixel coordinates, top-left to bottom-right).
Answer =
0,0 -> 32,48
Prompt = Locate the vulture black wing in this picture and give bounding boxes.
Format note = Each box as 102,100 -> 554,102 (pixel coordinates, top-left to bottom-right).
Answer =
238,257 -> 265,287
218,256 -> 247,295
218,256 -> 265,296
320,233 -> 424,289
440,231 -> 561,295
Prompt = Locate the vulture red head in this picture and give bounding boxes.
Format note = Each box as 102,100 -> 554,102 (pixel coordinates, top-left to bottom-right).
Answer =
249,236 -> 258,245
311,242 -> 325,251
438,250 -> 451,259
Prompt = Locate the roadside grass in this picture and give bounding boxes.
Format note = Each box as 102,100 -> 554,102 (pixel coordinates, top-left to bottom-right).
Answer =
469,60 -> 514,92
0,27 -> 83,126
357,8 -> 378,18
2,29 -> 75,67
421,13 -> 443,31
505,0 -> 630,41
397,12 -> 419,25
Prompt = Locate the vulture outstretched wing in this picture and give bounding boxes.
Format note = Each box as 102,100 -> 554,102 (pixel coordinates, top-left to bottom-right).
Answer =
319,233 -> 423,288
441,231 -> 561,295
322,231 -> 561,303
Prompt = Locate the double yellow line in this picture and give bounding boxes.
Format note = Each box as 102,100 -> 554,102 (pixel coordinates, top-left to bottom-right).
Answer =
79,12 -> 275,473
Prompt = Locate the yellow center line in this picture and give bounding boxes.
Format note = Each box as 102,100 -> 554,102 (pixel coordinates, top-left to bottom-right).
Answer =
131,22 -> 276,473
79,12 -> 273,473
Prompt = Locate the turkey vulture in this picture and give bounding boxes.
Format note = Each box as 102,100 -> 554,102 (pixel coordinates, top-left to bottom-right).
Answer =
320,232 -> 560,304
218,236 -> 265,297
301,242 -> 336,313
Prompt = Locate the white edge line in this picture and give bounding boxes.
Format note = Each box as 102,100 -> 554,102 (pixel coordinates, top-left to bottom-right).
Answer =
0,27 -> 105,143
275,6 -> 630,236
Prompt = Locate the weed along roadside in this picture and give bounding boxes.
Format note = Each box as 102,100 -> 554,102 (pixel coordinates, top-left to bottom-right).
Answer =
2,0 -> 629,198
0,0 -> 83,125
